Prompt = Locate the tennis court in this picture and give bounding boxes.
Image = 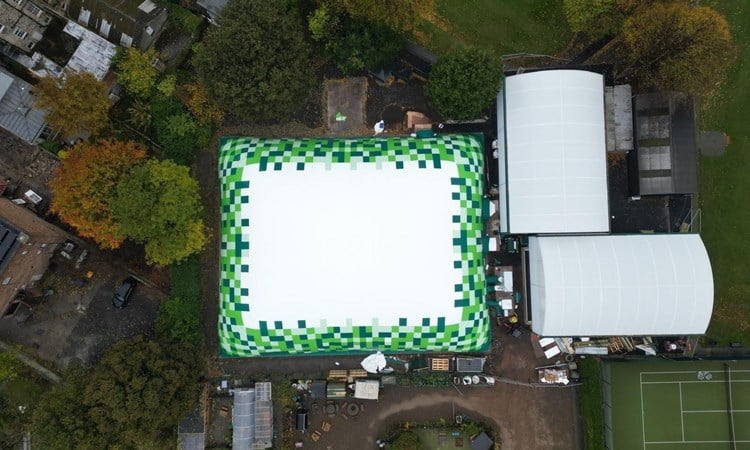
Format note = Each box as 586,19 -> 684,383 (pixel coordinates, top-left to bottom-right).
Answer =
603,359 -> 750,450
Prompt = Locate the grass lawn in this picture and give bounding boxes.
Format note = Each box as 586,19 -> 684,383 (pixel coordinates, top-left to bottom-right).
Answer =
416,0 -> 571,56
577,358 -> 604,450
699,1 -> 750,344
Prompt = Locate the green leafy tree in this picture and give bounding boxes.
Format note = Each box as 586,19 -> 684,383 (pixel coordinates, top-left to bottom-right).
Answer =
117,48 -> 160,98
391,431 -> 424,450
33,70 -> 111,137
31,367 -> 104,450
111,159 -> 207,266
82,337 -> 201,446
622,2 -> 735,95
309,5 -> 403,74
426,48 -> 503,120
194,0 -> 313,121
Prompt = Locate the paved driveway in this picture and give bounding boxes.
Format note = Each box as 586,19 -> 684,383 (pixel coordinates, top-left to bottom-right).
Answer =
0,251 -> 163,369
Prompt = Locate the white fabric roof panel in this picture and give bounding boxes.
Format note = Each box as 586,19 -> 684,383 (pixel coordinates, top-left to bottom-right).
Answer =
529,234 -> 713,337
503,70 -> 609,234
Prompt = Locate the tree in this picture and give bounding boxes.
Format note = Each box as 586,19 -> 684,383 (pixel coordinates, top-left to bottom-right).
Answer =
32,339 -> 202,449
426,48 -> 503,120
111,159 -> 207,266
194,0 -> 313,121
116,48 -> 160,98
155,112 -> 211,165
563,0 -> 625,39
622,2 -> 735,95
127,99 -> 152,130
320,0 -> 433,33
309,5 -> 404,74
82,337 -> 201,446
182,83 -> 225,126
50,140 -> 146,249
391,431 -> 424,450
31,368 -> 104,450
33,70 -> 111,137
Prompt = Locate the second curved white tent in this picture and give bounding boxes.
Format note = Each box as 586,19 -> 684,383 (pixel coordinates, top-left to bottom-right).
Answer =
529,234 -> 713,337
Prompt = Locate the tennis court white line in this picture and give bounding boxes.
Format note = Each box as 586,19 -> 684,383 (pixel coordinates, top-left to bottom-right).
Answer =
678,382 -> 685,440
640,370 -> 750,375
640,372 -> 646,450
646,440 -> 750,444
728,366 -> 738,450
641,380 -> 750,384
683,410 -> 750,413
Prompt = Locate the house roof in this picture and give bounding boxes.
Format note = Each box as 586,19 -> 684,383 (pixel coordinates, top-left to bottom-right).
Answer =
0,68 -> 46,143
196,0 -> 228,21
0,219 -> 20,275
62,20 -> 117,80
529,234 -> 713,337
633,92 -> 698,195
66,0 -> 167,49
499,70 -> 609,234
218,135 -> 489,357
177,405 -> 205,450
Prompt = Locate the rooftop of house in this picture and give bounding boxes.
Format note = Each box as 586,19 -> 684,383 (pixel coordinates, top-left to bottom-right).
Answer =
0,68 -> 46,143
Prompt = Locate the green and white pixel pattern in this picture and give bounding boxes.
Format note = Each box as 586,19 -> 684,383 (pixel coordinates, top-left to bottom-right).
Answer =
218,135 -> 488,357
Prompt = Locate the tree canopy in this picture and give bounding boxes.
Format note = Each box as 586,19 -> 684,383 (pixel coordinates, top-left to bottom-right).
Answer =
33,70 -> 111,137
111,159 -> 207,266
194,0 -> 313,121
622,2 -> 735,95
309,5 -> 404,74
32,338 -> 201,449
50,140 -> 146,249
426,48 -> 503,120
83,337 -> 201,445
116,48 -> 160,98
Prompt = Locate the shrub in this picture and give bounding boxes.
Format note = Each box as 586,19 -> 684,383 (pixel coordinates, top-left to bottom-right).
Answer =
426,48 -> 503,120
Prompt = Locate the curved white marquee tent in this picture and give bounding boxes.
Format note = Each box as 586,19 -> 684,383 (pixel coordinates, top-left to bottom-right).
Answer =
498,70 -> 609,234
529,234 -> 713,337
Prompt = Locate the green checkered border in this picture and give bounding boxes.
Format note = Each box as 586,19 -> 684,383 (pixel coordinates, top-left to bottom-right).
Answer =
218,135 -> 488,357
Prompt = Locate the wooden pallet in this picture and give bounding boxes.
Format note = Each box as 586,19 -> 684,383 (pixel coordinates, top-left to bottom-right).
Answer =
328,370 -> 348,381
430,358 -> 451,372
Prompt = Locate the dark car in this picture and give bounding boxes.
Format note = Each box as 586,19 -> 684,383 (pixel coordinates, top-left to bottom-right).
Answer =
112,277 -> 136,308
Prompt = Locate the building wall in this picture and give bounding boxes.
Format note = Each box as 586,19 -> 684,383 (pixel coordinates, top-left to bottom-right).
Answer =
0,0 -> 52,51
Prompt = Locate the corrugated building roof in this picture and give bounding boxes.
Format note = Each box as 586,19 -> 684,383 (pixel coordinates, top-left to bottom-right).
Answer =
0,68 -> 46,143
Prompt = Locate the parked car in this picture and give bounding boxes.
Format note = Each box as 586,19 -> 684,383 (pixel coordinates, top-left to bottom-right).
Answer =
112,277 -> 137,308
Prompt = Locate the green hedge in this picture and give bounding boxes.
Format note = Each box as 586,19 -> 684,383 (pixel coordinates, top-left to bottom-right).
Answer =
578,358 -> 604,450
156,255 -> 203,345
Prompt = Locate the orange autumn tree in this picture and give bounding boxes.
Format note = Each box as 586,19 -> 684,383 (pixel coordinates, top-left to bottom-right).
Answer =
50,140 -> 146,249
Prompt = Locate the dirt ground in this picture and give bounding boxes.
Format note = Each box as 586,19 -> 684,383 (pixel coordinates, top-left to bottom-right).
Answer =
292,384 -> 578,450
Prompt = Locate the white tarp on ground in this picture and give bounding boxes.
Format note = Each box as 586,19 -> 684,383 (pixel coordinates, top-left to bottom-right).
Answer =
360,352 -> 387,373
500,70 -> 609,234
529,234 -> 713,336
353,380 -> 380,400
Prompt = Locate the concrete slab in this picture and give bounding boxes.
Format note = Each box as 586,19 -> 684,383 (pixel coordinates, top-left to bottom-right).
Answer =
325,77 -> 367,133
699,131 -> 728,156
